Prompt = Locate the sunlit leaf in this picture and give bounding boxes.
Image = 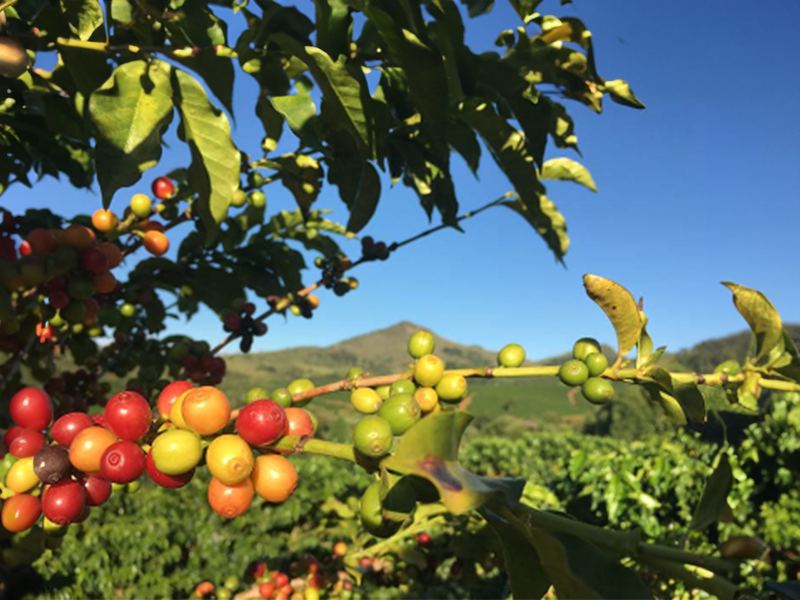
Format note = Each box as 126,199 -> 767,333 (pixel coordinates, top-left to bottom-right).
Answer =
583,275 -> 643,362
722,282 -> 783,364
540,157 -> 597,192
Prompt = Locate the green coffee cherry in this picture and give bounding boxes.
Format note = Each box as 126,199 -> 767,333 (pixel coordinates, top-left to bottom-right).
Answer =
497,343 -> 525,368
224,576 -> 240,591
581,377 -> 614,404
559,359 -> 590,387
585,352 -> 609,377
120,303 -> 136,318
573,337 -> 602,361
351,388 -> 382,414
248,190 -> 266,208
435,374 -> 467,403
347,367 -> 364,379
375,385 -> 391,401
287,378 -> 314,407
271,387 -> 292,408
231,189 -> 247,208
714,360 -> 741,376
246,387 -> 270,404
353,416 -> 394,458
414,355 -> 445,388
360,482 -> 399,538
378,394 -> 421,435
390,379 -> 416,397
407,330 -> 435,359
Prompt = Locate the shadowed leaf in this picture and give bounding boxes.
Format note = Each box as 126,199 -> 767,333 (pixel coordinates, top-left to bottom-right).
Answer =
689,453 -> 733,533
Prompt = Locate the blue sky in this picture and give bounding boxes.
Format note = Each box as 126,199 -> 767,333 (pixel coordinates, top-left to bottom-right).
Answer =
3,1 -> 799,360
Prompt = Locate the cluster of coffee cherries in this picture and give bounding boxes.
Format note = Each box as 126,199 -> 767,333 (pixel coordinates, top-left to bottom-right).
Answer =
169,340 -> 228,385
0,378 -> 318,533
360,237 -> 390,261
44,368 -> 110,416
557,337 -> 614,404
221,300 -> 268,353
313,256 -> 359,299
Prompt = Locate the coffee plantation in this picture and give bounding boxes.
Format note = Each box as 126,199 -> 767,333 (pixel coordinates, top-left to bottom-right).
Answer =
0,0 -> 798,598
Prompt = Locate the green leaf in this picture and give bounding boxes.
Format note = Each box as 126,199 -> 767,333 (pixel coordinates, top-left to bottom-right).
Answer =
59,31 -> 113,96
270,34 -> 372,158
256,95 -> 284,153
274,154 -> 324,217
110,0 -> 133,24
636,324 -> 653,369
173,69 -> 240,239
540,157 -> 597,192
672,381 -> 706,424
460,100 -> 567,261
448,119 -> 481,175
460,0 -> 494,17
271,86 -> 317,139
508,0 -> 543,23
314,0 -> 352,59
604,79 -> 646,109
88,60 -> 174,207
60,0 -> 104,41
641,366 -> 706,425
721,282 -> 783,364
583,274 -> 643,362
172,50 -> 236,117
484,510 -> 551,600
327,159 -> 381,233
382,411 -> 525,514
689,453 -> 733,533
364,5 -> 449,159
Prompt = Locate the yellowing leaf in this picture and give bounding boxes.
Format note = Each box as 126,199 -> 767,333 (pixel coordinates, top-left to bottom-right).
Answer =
722,282 -> 783,364
583,274 -> 643,362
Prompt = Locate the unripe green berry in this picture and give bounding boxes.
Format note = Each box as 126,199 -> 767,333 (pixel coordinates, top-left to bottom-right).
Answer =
353,416 -> 394,458
248,191 -> 266,208
414,355 -> 445,388
573,337 -> 602,361
559,359 -> 590,387
375,385 -> 391,401
390,379 -> 416,397
407,330 -> 435,359
714,360 -> 741,376
287,378 -> 314,407
581,377 -> 614,404
271,388 -> 292,408
497,343 -> 525,368
120,303 -> 136,318
246,387 -> 270,404
346,367 -> 364,379
231,189 -> 247,208
378,394 -> 421,435
435,374 -> 467,403
585,352 -> 609,377
351,388 -> 382,414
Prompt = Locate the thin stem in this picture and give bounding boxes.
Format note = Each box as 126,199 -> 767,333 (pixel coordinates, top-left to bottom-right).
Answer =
210,196 -> 506,356
266,436 -> 356,463
0,0 -> 20,12
347,513 -> 449,561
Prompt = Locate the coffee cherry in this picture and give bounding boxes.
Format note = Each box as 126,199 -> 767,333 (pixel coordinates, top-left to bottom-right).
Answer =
181,386 -> 231,436
152,176 -> 175,200
91,209 -> 118,233
120,303 -> 136,318
497,343 -> 525,368
251,454 -> 298,503
105,391 -> 152,441
96,242 -> 123,268
408,331 -> 435,359
287,378 -> 314,406
130,194 -> 153,218
416,532 -> 432,546
284,408 -> 315,438
1,494 -> 41,533
151,429 -> 203,475
375,385 -> 391,401
51,413 -> 93,447
573,337 -> 602,361
144,230 -> 170,256
10,429 -> 46,458
346,367 -> 364,379
271,388 -> 292,408
62,224 -> 95,249
414,355 -> 445,388
333,542 -> 348,557
208,477 -> 254,518
223,312 -> 242,332
259,582 -> 275,599
559,360 -> 590,387
378,394 -> 421,435
42,479 -> 86,525
246,387 -> 270,404
6,456 -> 40,493
359,482 -> 399,538
581,377 -> 614,404
69,427 -> 118,473
248,191 -> 266,208
414,387 -> 439,412
26,229 -> 58,256
3,425 -> 23,449
157,381 -> 193,420
236,400 -> 287,446
585,352 -> 609,377
10,386 -> 53,431
32,445 -> 71,485
714,360 -> 741,376
100,440 -> 146,484
206,434 -> 254,485
169,389 -> 192,429
390,379 -> 416,397
78,473 -> 112,506
353,416 -> 393,458
350,388 -> 382,415
435,374 -> 468,403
